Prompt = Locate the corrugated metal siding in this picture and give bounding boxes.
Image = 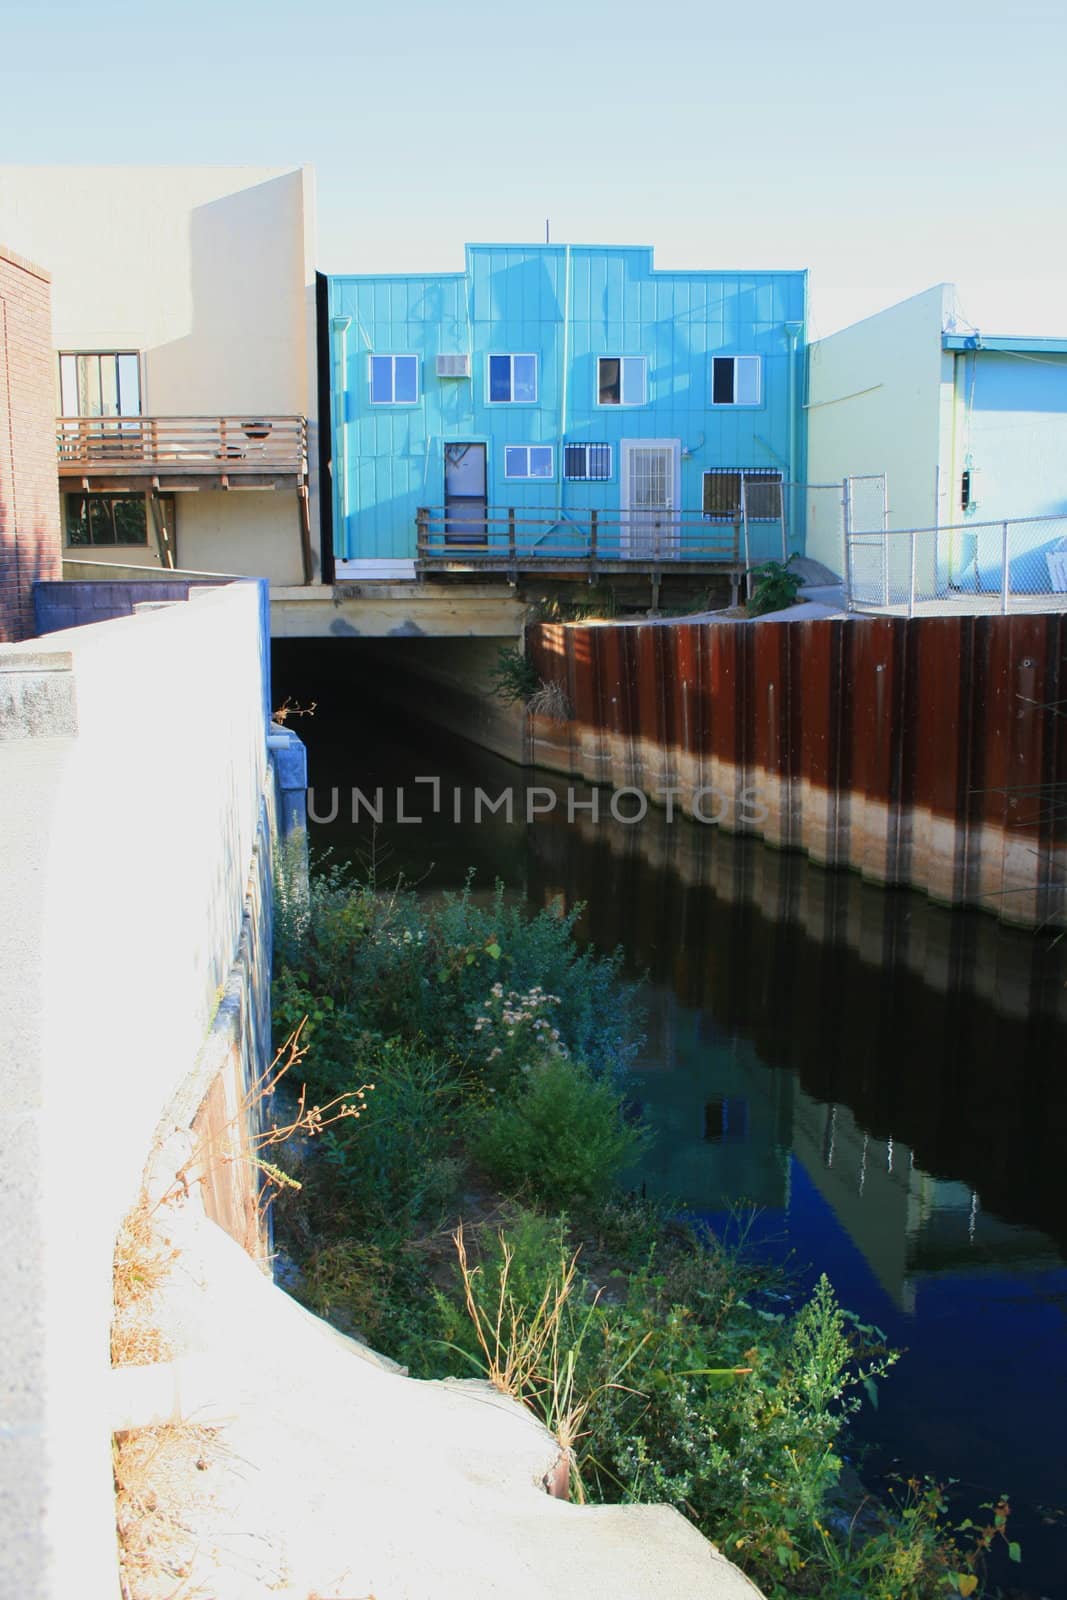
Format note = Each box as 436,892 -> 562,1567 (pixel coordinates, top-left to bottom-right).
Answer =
526,613 -> 1067,927
327,248 -> 806,561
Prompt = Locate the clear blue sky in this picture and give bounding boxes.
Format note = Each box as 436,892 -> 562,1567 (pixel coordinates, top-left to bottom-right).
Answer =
2,0 -> 1064,336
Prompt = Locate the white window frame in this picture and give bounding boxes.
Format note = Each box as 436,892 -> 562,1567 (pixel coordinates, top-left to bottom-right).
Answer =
597,356 -> 647,407
368,353 -> 420,405
486,353 -> 539,405
563,442 -> 613,481
504,444 -> 554,480
711,355 -> 762,407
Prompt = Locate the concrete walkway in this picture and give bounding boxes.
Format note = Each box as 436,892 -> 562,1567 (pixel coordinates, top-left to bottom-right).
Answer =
114,1197 -> 765,1600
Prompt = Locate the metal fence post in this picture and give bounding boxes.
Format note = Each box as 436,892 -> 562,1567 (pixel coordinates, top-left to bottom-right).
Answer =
781,481 -> 788,564
908,532 -> 917,619
841,478 -> 853,608
1000,522 -> 1010,614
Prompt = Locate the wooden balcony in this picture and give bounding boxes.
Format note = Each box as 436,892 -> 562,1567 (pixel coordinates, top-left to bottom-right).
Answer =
416,505 -> 743,580
56,415 -> 307,492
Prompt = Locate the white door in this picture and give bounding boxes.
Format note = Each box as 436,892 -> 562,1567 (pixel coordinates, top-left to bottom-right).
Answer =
620,440 -> 681,558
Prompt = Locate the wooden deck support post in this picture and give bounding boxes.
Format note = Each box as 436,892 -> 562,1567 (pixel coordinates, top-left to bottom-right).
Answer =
148,488 -> 176,570
298,483 -> 314,585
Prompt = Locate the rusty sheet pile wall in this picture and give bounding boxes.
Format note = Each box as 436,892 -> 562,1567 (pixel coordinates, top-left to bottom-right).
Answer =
527,614 -> 1067,927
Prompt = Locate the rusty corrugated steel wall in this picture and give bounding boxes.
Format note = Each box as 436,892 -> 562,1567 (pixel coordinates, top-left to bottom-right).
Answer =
526,614 -> 1067,927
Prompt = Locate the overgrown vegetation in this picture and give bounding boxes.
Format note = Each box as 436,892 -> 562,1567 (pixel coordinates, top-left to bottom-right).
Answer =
747,557 -> 804,617
489,645 -> 542,704
271,863 -> 1018,1598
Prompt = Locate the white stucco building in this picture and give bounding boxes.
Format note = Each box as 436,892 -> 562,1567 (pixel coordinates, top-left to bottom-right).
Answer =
0,166 -> 320,585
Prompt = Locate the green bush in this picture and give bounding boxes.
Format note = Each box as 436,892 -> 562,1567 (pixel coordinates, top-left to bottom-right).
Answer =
472,1055 -> 648,1204
271,859 -> 1012,1599
274,873 -> 641,1085
318,1040 -> 463,1236
747,558 -> 803,617
489,645 -> 541,704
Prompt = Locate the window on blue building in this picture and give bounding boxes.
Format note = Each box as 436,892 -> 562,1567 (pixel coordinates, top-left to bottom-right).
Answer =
703,469 -> 782,520
504,445 -> 554,479
488,354 -> 538,404
598,357 -> 646,406
369,354 -> 419,404
564,443 -> 612,480
711,356 -> 761,406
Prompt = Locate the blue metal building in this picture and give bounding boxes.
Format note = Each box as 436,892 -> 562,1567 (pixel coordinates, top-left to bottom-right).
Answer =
326,245 -> 806,581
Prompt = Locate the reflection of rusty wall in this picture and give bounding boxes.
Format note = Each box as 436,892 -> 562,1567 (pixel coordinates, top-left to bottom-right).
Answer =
527,614 -> 1067,927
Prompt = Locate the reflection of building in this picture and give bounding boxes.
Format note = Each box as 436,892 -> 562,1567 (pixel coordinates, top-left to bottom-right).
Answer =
791,1096 -> 1058,1313
633,991 -> 794,1213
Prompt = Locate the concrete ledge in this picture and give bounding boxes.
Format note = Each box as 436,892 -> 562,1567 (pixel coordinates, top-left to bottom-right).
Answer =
0,648 -> 77,739
123,1199 -> 765,1600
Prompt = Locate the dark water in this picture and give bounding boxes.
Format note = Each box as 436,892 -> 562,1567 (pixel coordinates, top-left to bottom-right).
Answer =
274,641 -> 1067,1598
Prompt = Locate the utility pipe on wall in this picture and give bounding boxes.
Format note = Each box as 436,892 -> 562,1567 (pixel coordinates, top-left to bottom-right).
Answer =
559,244 -> 571,525
331,316 -> 352,557
784,322 -> 803,556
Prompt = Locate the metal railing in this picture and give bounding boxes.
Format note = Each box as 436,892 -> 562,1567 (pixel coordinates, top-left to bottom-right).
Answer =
845,514 -> 1067,615
416,505 -> 742,573
56,415 -> 307,476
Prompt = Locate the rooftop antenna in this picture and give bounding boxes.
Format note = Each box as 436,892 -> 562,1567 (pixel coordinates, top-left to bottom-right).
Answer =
545,218 -> 550,244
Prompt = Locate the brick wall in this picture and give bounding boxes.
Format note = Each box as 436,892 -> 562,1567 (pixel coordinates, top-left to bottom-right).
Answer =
0,246 -> 61,643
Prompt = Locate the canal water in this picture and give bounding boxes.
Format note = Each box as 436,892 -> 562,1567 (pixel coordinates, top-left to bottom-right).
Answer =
274,642 -> 1067,1598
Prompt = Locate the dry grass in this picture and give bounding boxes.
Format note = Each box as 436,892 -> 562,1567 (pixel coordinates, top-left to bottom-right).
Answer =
453,1222 -> 596,1499
112,1193 -> 178,1368
526,679 -> 572,722
113,1422 -> 225,1600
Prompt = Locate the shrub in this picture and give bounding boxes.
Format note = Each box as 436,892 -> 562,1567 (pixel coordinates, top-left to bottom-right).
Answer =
318,1040 -> 463,1235
490,645 -> 541,704
747,557 -> 803,617
472,1055 -> 648,1204
274,873 -> 641,1085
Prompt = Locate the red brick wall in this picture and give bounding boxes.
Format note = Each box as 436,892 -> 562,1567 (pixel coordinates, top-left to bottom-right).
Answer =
0,246 -> 61,643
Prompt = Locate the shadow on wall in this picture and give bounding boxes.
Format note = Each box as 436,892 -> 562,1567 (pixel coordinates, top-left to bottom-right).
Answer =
2,510 -> 63,643
148,171 -> 308,416
486,253 -> 563,326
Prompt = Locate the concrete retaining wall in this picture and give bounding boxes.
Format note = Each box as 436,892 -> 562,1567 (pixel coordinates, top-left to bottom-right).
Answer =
527,613 -> 1067,927
0,581 -> 292,1599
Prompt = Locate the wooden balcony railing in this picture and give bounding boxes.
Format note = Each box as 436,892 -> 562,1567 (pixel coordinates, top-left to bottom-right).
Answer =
56,415 -> 307,479
416,506 -> 742,574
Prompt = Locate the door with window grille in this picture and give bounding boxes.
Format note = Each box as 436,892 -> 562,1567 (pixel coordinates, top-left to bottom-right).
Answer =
620,441 -> 680,558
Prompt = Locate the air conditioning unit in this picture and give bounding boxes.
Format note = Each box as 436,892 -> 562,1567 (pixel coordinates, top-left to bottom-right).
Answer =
436,353 -> 471,379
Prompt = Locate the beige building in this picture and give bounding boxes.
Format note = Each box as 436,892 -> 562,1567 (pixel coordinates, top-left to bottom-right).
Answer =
0,165 -> 319,587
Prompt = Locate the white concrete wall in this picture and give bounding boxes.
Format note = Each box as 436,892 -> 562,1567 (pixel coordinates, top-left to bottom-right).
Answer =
0,583 -> 269,1599
806,284 -> 953,572
0,166 -> 320,578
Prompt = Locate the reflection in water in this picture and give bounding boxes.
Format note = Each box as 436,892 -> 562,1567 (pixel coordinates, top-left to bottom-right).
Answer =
272,647 -> 1067,1598
525,815 -> 1067,1597
527,803 -> 1067,1257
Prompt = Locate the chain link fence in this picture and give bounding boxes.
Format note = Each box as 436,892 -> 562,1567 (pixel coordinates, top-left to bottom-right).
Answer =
846,514 -> 1067,614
